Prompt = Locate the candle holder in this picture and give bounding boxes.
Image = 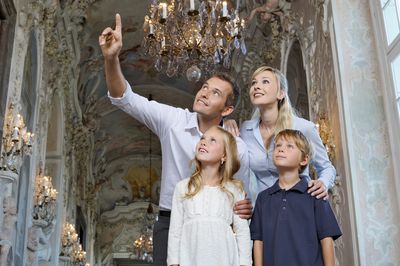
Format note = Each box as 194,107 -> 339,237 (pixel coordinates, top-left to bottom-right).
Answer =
0,103 -> 34,174
32,171 -> 58,224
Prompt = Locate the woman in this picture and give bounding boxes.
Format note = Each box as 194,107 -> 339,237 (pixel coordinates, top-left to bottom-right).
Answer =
226,66 -> 335,201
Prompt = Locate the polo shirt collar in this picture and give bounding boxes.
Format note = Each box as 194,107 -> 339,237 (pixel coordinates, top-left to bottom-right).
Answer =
268,178 -> 308,194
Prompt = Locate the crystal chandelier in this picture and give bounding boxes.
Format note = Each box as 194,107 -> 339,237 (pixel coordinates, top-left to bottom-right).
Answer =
133,203 -> 155,262
142,0 -> 247,81
133,96 -> 156,262
32,172 -> 58,224
0,104 -> 34,174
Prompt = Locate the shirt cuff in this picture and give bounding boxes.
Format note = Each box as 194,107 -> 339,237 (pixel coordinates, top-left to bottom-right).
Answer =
107,80 -> 132,105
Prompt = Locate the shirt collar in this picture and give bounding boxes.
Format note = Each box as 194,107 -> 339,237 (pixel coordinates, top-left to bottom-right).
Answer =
244,117 -> 260,130
268,178 -> 308,194
185,113 -> 224,131
185,112 -> 200,130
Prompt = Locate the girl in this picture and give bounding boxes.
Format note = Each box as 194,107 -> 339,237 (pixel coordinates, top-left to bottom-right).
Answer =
167,126 -> 251,266
226,66 -> 336,202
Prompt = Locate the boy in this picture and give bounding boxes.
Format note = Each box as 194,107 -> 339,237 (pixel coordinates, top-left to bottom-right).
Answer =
250,129 -> 341,266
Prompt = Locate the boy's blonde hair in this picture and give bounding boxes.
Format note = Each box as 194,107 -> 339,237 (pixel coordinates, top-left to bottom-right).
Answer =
274,129 -> 311,173
185,126 -> 243,201
251,66 -> 298,147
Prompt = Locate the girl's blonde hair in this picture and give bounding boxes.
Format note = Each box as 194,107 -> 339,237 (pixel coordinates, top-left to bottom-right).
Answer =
185,126 -> 243,202
251,66 -> 298,147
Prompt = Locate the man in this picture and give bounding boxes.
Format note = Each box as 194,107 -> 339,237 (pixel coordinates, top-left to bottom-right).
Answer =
99,14 -> 252,265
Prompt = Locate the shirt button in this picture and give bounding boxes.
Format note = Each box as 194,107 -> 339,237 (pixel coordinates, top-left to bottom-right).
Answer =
283,199 -> 287,202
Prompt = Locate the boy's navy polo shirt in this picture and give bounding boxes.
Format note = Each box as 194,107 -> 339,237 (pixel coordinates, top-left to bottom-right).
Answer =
250,178 -> 342,266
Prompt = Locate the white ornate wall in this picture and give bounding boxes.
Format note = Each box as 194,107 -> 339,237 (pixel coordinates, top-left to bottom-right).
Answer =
331,0 -> 400,265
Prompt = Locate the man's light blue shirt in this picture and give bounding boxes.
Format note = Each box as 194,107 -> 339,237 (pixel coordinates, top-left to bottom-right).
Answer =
240,116 -> 336,200
109,81 -> 250,210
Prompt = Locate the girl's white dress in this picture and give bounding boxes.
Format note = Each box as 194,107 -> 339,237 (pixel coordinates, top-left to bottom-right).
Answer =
167,178 -> 252,266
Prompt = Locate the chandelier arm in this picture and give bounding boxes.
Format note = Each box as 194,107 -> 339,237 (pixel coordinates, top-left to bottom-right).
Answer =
172,18 -> 192,49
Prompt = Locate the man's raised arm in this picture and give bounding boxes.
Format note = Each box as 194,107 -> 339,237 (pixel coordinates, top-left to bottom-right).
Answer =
99,13 -> 126,97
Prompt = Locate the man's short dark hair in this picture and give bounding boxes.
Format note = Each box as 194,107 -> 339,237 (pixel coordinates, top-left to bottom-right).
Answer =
212,72 -> 239,108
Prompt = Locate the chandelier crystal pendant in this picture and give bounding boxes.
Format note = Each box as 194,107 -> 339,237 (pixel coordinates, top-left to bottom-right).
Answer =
142,0 -> 247,81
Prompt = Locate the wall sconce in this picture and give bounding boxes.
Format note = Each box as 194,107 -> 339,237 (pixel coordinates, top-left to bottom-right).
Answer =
60,223 -> 79,257
32,171 -> 58,224
316,113 -> 335,161
60,222 -> 89,265
71,242 -> 87,266
0,103 -> 34,174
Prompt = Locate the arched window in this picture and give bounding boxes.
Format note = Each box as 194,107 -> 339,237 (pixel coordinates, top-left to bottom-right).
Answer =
380,0 -> 400,116
371,0 -> 400,184
0,0 -> 16,148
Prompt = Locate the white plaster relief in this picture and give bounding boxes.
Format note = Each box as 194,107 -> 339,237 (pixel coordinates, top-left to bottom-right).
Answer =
334,0 -> 400,264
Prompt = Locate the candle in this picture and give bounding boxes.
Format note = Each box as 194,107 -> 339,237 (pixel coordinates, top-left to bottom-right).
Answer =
149,21 -> 154,35
222,1 -> 228,17
190,0 -> 195,11
160,3 -> 168,19
26,132 -> 32,146
161,36 -> 166,49
218,38 -> 224,47
12,127 -> 19,141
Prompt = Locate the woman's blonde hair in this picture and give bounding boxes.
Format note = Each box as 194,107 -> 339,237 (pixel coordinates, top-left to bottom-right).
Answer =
185,126 -> 243,202
251,66 -> 298,147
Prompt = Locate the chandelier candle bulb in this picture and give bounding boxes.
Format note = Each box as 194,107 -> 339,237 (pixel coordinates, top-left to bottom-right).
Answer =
149,21 -> 154,35
161,3 -> 168,19
11,127 -> 19,142
190,0 -> 195,11
222,1 -> 228,17
161,36 -> 166,49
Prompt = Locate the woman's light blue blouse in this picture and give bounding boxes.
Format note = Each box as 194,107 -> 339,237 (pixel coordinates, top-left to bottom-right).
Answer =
240,116 -> 336,199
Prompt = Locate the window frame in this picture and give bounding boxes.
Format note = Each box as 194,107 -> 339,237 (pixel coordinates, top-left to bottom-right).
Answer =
369,0 -> 400,197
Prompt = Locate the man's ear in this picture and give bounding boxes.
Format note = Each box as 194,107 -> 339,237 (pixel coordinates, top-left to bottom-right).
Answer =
221,105 -> 234,117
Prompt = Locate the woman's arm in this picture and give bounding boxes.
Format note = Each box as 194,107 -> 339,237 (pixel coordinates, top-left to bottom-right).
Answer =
321,237 -> 334,266
304,121 -> 336,199
253,240 -> 263,266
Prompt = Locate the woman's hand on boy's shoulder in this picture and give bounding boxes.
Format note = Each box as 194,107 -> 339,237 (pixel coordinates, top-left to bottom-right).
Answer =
224,119 -> 240,137
308,180 -> 328,200
234,198 -> 253,219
